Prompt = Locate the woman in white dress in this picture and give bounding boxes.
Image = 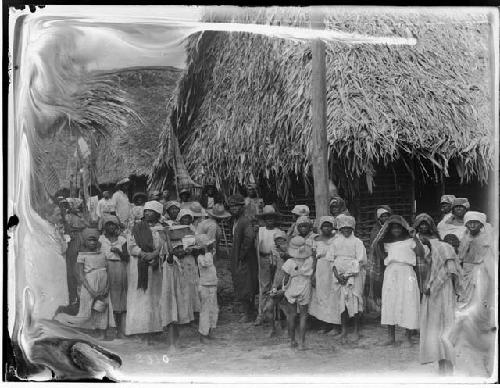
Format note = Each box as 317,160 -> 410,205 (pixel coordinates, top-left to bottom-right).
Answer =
308,216 -> 338,333
372,215 -> 427,346
126,201 -> 167,343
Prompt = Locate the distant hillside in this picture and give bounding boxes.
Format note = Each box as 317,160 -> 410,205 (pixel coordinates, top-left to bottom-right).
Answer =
41,66 -> 183,188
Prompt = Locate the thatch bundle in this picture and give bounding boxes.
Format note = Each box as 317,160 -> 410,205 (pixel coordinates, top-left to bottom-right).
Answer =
160,8 -> 492,200
38,66 -> 183,193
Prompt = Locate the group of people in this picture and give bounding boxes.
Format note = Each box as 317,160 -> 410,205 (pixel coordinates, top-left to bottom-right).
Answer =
46,181 -> 495,375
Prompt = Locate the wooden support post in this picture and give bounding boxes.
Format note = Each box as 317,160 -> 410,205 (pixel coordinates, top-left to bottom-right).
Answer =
310,7 -> 330,219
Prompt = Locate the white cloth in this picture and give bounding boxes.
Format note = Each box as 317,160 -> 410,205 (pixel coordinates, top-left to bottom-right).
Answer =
381,239 -> 420,329
99,235 -> 127,261
198,252 -> 218,286
112,190 -> 131,224
282,257 -> 314,305
438,216 -> 467,240
125,224 -> 165,335
258,227 -> 279,255
96,198 -> 116,218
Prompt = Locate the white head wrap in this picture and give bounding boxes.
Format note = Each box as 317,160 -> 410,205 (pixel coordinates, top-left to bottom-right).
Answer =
336,214 -> 356,229
376,208 -> 391,218
177,208 -> 195,222
464,211 -> 487,226
143,200 -> 164,215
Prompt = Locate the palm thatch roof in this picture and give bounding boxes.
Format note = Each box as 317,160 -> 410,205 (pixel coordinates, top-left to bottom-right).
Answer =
39,66 -> 183,191
156,7 -> 493,200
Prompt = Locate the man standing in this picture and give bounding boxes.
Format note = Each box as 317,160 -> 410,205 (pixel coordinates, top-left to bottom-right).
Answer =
244,183 -> 264,219
113,179 -> 131,226
228,194 -> 259,323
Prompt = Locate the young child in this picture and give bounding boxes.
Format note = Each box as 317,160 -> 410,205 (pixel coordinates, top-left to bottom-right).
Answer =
267,230 -> 290,336
280,236 -> 314,350
55,228 -> 114,339
195,234 -> 219,343
372,215 -> 427,347
162,241 -> 195,350
330,215 -> 367,342
99,216 -> 129,339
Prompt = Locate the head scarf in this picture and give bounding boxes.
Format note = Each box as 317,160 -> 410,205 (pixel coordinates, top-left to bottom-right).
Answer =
440,194 -> 456,205
132,192 -> 147,202
464,211 -> 487,226
291,205 -> 310,217
164,201 -> 181,211
376,205 -> 392,219
296,215 -> 313,226
177,208 -> 195,222
102,215 -> 121,227
452,198 -> 470,210
336,214 -> 356,229
318,216 -> 336,228
329,195 -> 348,215
414,213 -> 439,237
144,200 -> 164,215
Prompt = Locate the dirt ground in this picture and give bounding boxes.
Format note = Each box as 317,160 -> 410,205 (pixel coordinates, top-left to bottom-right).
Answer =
101,305 -> 494,382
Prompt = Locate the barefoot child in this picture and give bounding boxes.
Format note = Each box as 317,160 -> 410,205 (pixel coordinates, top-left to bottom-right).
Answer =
280,236 -> 314,350
55,228 -> 114,338
267,230 -> 290,336
195,234 -> 219,343
372,215 -> 427,346
331,215 -> 367,342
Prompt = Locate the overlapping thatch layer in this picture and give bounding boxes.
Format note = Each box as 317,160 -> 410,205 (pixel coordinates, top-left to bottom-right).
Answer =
40,66 -> 183,190
161,8 -> 492,200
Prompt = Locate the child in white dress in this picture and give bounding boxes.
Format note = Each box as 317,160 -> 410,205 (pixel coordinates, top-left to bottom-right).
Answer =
331,215 -> 367,342
280,236 -> 314,350
372,215 -> 427,346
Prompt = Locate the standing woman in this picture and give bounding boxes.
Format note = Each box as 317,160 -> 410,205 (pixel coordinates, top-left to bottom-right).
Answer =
365,206 -> 392,314
372,215 -> 427,346
413,213 -> 440,294
444,211 -> 496,376
126,201 -> 167,342
99,215 -> 129,339
419,235 -> 462,375
64,199 -> 89,306
176,209 -> 201,315
164,201 -> 181,226
309,216 -> 338,334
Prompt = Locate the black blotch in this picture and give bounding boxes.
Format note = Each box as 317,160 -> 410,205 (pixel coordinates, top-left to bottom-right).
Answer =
7,215 -> 19,229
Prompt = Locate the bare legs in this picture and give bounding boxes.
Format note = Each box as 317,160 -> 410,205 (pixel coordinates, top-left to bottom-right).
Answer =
167,324 -> 179,350
438,359 -> 454,376
382,325 -> 396,346
286,302 -> 308,350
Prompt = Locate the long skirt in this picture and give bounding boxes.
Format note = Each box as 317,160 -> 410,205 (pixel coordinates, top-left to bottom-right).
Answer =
198,285 -> 219,335
381,263 -> 420,329
125,255 -> 163,335
55,268 -> 114,330
161,261 -> 195,326
419,278 -> 456,364
107,260 -> 127,313
331,269 -> 365,321
66,232 -> 84,304
182,255 -> 201,313
309,258 -> 341,324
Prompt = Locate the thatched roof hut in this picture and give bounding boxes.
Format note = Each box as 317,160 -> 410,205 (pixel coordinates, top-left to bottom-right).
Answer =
40,66 -> 183,190
155,8 -> 493,201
